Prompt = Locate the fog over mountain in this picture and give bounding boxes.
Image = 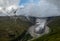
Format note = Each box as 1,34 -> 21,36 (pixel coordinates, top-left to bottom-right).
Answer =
0,0 -> 60,17
0,0 -> 19,7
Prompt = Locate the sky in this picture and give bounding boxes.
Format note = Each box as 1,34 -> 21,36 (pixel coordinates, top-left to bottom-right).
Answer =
0,0 -> 40,16
19,0 -> 40,5
0,0 -> 59,17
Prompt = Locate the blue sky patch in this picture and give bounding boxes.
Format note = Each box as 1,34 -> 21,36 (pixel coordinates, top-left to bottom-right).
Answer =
19,0 -> 40,5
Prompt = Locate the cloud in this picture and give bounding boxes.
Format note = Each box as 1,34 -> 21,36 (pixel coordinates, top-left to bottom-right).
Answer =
0,0 -> 40,16
0,0 -> 20,16
17,0 -> 40,17
0,0 -> 60,18
17,0 -> 60,17
0,0 -> 19,7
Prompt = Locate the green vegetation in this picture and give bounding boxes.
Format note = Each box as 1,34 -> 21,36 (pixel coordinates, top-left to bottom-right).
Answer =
32,17 -> 60,41
0,17 -> 32,41
0,16 -> 60,41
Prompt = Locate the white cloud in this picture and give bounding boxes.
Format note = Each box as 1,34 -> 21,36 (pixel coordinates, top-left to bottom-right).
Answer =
0,0 -> 60,18
17,0 -> 60,17
16,0 -> 41,17
0,0 -> 19,7
0,0 -> 20,16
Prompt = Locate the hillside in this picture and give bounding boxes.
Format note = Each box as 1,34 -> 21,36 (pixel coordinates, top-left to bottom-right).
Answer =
0,16 -> 32,41
32,17 -> 60,41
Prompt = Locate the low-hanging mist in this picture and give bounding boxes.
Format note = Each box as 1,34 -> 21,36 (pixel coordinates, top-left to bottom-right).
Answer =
0,0 -> 60,17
